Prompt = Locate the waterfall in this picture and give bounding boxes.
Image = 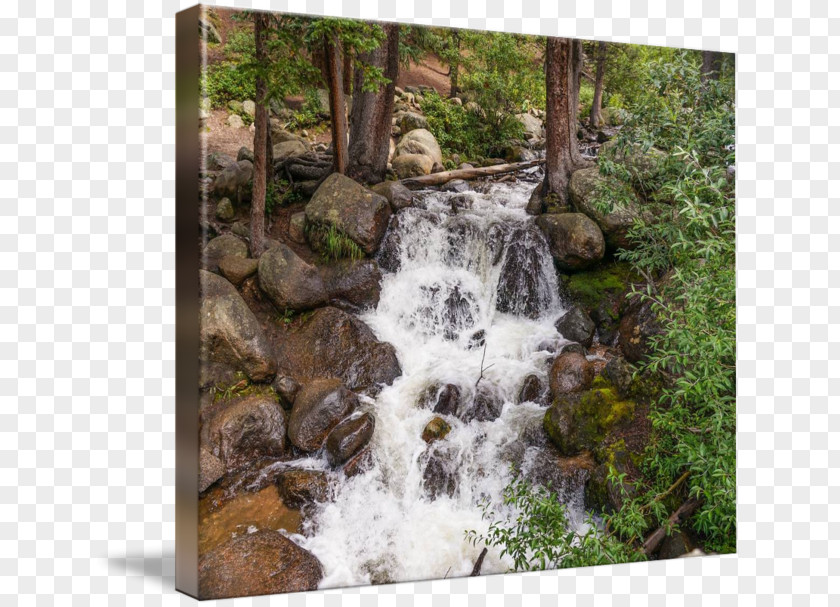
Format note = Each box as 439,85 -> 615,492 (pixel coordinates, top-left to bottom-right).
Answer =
297,180 -> 588,586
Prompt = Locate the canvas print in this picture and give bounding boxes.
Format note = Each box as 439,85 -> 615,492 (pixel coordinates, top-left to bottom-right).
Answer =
178,5 -> 735,599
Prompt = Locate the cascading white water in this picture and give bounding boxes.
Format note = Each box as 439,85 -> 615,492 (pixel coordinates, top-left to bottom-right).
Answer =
297,180 -> 588,587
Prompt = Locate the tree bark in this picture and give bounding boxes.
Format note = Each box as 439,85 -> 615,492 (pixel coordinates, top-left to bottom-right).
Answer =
346,23 -> 399,184
470,548 -> 488,576
568,39 -> 586,167
449,31 -> 460,99
642,497 -> 702,557
542,37 -> 575,204
323,33 -> 348,175
250,12 -> 269,257
701,50 -> 724,82
589,41 -> 607,128
342,42 -> 353,95
400,159 -> 543,189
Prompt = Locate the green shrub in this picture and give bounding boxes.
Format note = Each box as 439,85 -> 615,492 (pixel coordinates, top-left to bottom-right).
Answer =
305,223 -> 364,261
202,61 -> 257,109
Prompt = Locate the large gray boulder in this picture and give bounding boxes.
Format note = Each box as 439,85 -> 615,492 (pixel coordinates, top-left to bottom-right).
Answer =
288,378 -> 359,452
198,530 -> 323,599
305,173 -> 392,255
369,180 -> 414,212
211,159 -> 253,202
276,307 -> 402,394
569,167 -> 640,250
515,112 -> 543,140
319,258 -> 382,312
202,234 -> 248,272
203,395 -> 287,473
548,351 -> 594,398
273,140 -> 308,163
536,213 -> 605,271
392,154 -> 433,179
394,128 -> 443,166
399,112 -> 429,133
199,270 -> 276,384
495,226 -> 551,319
555,306 -> 596,348
326,412 -> 375,465
258,243 -> 328,311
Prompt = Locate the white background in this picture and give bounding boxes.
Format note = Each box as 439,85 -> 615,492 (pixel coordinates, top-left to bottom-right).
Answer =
0,0 -> 837,605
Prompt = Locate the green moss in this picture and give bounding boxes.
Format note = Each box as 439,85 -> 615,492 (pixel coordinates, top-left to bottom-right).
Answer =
212,376 -> 279,404
564,261 -> 641,312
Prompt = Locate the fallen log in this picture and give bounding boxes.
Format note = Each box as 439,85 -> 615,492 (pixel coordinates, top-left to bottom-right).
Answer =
642,497 -> 702,557
400,159 -> 545,189
470,547 -> 488,576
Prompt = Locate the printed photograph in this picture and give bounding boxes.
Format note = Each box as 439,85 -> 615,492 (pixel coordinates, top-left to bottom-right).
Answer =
193,6 -> 735,599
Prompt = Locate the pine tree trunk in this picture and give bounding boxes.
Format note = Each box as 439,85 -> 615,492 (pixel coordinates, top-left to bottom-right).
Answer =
449,31 -> 460,99
701,50 -> 724,82
589,41 -> 607,128
324,33 -> 348,175
342,43 -> 353,95
542,37 -> 575,204
568,39 -> 586,167
250,12 -> 269,257
346,23 -> 399,184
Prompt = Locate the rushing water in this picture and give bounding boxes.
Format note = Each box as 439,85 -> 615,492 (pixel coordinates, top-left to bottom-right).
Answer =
296,180 -> 587,586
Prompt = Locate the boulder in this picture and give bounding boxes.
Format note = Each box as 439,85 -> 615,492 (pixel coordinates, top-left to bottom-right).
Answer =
326,412 -> 375,465
536,213 -> 605,271
518,374 -> 545,404
440,179 -> 470,193
270,122 -> 309,146
273,140 -> 308,163
203,395 -> 287,473
548,351 -> 593,398
376,214 -> 402,273
231,221 -> 249,239
288,212 -> 307,244
236,146 -> 254,163
422,448 -> 458,499
343,446 -> 374,477
206,152 -> 236,171
618,294 -> 663,363
258,243 -> 328,311
276,307 -> 402,394
211,159 -> 253,202
392,153 -> 434,179
399,112 -> 429,133
370,181 -> 414,212
422,416 -> 452,443
218,256 -> 258,287
458,385 -> 503,423
319,258 -> 382,312
227,114 -> 244,129
604,356 -> 634,398
555,306 -> 596,348
202,234 -> 248,272
658,531 -> 695,560
495,227 -> 551,319
215,197 -> 235,222
560,342 -> 587,356
394,128 -> 443,166
272,375 -> 301,409
585,441 -> 640,513
199,270 -> 276,384
288,378 -> 359,452
199,447 -> 224,493
277,469 -> 332,508
429,384 -> 461,416
198,530 -> 323,599
515,112 -> 543,139
305,173 -> 392,255
242,100 -> 255,118
569,167 -> 640,250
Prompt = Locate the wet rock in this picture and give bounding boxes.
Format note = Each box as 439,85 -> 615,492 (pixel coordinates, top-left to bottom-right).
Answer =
215,197 -> 235,222
555,306 -> 596,348
442,285 -> 475,340
569,167 -> 641,250
548,351 -> 593,397
370,180 -> 414,212
441,179 -> 470,193
536,213 -> 605,271
394,128 -> 443,166
426,384 -> 460,417
467,329 -> 486,350
272,375 -> 300,409
276,307 -> 402,394
306,172 -> 392,255
524,449 -> 595,499
545,386 -> 636,456
204,395 -> 287,473
202,234 -> 248,272
289,212 -> 307,244
658,530 -> 695,560
258,243 -> 328,311
422,416 -> 452,443
448,193 -> 473,213
199,270 -> 276,385
392,153 -> 434,178
619,294 -> 663,363
459,385 -> 503,423
495,227 -> 551,319
326,412 -> 375,466
518,374 -> 545,404
342,446 -> 374,477
218,256 -> 258,287
288,378 -> 358,452
375,214 -> 402,273
422,449 -> 458,499
199,447 -> 225,493
277,469 -> 332,509
584,443 -> 640,513
319,258 -> 382,312
604,355 -> 634,398
487,223 -> 510,266
198,530 -> 323,599
211,159 -> 253,202
560,342 -> 587,356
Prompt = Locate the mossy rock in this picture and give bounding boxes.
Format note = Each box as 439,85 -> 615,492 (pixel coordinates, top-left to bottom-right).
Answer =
584,438 -> 641,513
543,382 -> 636,457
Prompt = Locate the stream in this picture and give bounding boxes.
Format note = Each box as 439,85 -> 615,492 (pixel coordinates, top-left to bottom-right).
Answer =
295,179 -> 591,586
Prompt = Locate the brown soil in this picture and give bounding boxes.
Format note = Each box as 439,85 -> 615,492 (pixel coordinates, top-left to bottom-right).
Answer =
203,109 -> 254,160
397,56 -> 451,96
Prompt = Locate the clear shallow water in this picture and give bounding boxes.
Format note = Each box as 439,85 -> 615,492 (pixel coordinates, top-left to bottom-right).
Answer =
297,180 -> 587,586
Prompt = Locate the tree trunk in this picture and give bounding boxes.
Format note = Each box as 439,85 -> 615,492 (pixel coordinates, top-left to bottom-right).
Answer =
589,41 -> 607,128
701,50 -> 724,82
542,37 -> 575,204
568,39 -> 586,167
449,31 -> 460,99
400,159 -> 543,189
250,12 -> 269,257
346,23 -> 399,184
342,43 -> 353,95
642,497 -> 702,557
324,33 -> 348,175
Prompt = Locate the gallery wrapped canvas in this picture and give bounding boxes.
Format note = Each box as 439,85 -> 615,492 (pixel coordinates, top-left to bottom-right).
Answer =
176,4 -> 736,599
